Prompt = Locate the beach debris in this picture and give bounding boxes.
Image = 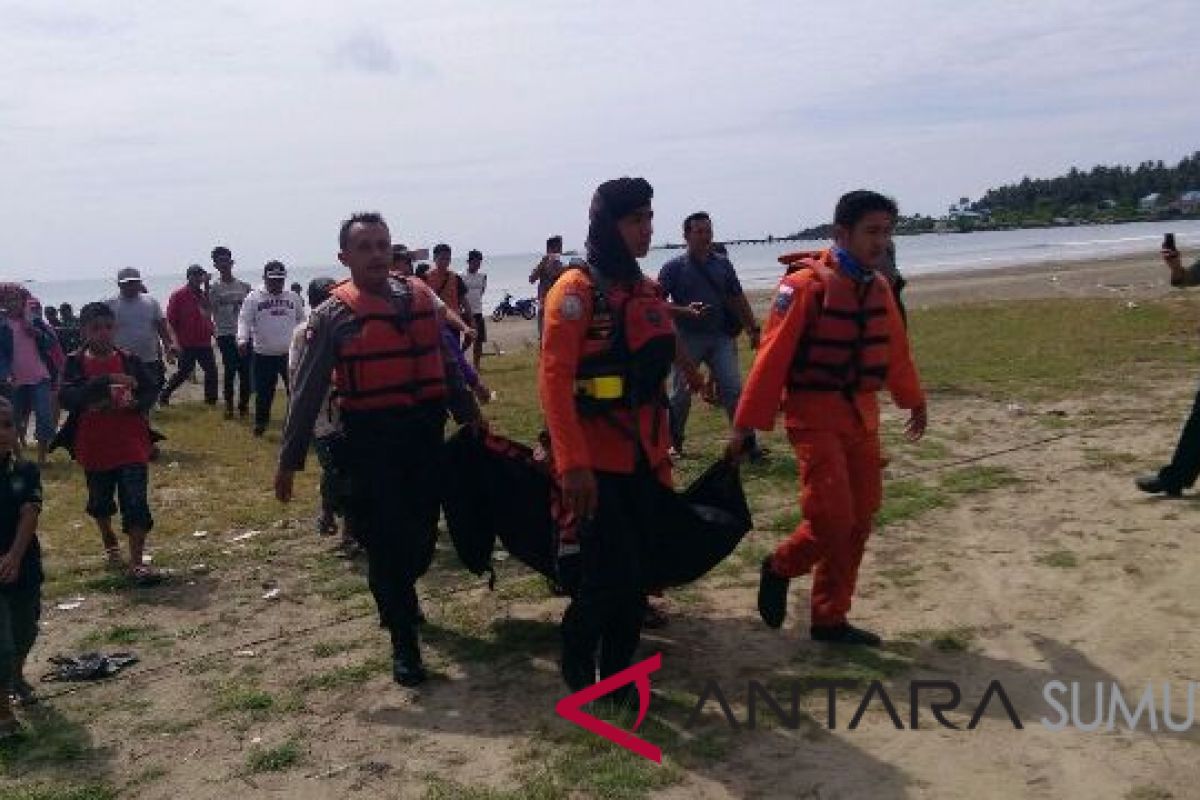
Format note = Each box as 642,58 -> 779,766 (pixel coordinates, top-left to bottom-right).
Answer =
168,461 -> 180,469
1049,275 -> 1059,282
43,652 -> 139,682
262,588 -> 281,601
230,530 -> 260,542
55,597 -> 86,611
193,530 -> 208,539
1006,403 -> 1026,416
235,650 -> 257,658
142,554 -> 153,565
1125,301 -> 1139,309
251,736 -> 263,745
189,563 -> 211,575
71,521 -> 83,530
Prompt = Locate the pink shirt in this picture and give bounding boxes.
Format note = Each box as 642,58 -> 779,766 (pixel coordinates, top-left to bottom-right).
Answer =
11,322 -> 49,386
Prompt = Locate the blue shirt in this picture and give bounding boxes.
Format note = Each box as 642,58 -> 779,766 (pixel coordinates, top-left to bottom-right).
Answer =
657,252 -> 744,335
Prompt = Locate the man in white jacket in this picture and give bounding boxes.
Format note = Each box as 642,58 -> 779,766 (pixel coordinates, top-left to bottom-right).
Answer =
238,261 -> 305,436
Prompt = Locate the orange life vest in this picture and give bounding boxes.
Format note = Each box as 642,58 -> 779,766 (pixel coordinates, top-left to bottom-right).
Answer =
426,269 -> 461,310
573,268 -> 676,415
331,278 -> 448,412
787,260 -> 891,394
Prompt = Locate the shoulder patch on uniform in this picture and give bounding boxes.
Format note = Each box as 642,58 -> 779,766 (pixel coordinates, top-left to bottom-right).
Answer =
774,283 -> 795,313
560,293 -> 584,321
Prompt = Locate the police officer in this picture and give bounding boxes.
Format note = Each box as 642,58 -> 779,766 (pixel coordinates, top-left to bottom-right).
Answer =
276,212 -> 482,686
539,178 -> 702,691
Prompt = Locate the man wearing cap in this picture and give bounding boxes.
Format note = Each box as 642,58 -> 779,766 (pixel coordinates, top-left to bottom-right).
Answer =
462,250 -> 488,370
237,261 -> 305,436
209,246 -> 253,419
160,265 -> 218,406
106,268 -> 177,401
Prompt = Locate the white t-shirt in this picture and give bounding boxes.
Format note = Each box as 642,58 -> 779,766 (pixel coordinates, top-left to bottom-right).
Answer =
461,271 -> 487,316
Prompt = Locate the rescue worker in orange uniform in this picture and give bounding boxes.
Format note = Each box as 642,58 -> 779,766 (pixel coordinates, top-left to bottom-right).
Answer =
276,212 -> 483,686
540,177 -> 699,690
728,191 -> 927,647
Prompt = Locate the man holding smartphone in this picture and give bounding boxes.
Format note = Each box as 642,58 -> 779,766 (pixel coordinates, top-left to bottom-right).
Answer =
659,212 -> 763,461
1136,235 -> 1200,497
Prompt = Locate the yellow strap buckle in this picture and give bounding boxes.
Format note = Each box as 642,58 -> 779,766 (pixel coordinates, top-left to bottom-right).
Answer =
576,375 -> 625,400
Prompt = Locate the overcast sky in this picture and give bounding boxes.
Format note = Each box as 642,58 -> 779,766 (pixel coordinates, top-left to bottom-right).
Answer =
3,0 -> 1198,280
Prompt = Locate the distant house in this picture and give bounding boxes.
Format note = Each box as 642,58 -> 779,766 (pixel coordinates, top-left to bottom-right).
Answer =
1139,193 -> 1162,210
1181,190 -> 1200,213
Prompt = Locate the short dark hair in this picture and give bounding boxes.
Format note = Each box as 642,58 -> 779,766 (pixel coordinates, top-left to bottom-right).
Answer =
467,249 -> 482,261
415,263 -> 430,277
211,246 -> 231,261
432,243 -> 451,257
683,212 -> 711,236
834,191 -> 899,229
79,301 -> 114,326
263,260 -> 286,277
308,277 -> 337,308
546,235 -> 563,251
339,212 -> 388,250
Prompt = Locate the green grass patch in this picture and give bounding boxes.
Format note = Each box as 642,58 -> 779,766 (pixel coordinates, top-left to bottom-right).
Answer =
214,684 -> 276,714
0,786 -> 118,800
1037,549 -> 1079,569
1125,787 -> 1174,800
243,738 -> 303,775
899,626 -> 977,653
877,479 -> 947,528
910,298 -> 1200,400
311,640 -> 362,659
79,624 -> 163,647
296,655 -> 389,691
939,465 -> 1020,495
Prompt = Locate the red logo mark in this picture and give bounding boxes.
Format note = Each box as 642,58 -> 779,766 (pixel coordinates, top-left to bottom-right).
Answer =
555,653 -> 663,764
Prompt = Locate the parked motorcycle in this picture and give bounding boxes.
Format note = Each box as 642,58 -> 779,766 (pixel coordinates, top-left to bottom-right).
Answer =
491,294 -> 538,321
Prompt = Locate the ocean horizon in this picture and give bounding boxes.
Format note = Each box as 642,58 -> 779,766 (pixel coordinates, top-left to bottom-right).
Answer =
10,218 -> 1200,313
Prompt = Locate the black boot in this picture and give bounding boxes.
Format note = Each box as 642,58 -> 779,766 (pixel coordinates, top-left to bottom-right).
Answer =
1135,473 -> 1183,497
757,557 -> 790,629
390,624 -> 426,687
811,623 -> 882,647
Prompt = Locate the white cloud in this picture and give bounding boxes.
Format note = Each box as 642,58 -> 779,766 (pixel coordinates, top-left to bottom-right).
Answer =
1,0 -> 1197,278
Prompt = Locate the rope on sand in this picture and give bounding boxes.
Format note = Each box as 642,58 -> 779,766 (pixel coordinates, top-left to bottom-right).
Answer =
34,414 -> 1142,701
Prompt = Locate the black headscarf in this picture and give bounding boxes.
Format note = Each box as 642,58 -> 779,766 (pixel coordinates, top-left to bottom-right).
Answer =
585,177 -> 653,283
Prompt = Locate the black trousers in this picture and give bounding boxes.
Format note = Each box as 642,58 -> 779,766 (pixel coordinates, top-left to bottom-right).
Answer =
252,353 -> 289,430
216,335 -> 251,413
1159,382 -> 1200,491
161,346 -> 218,404
343,407 -> 445,631
144,360 -> 166,401
561,469 -> 653,683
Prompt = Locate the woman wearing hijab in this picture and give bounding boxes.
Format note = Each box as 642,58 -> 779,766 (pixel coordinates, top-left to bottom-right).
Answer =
538,177 -> 703,692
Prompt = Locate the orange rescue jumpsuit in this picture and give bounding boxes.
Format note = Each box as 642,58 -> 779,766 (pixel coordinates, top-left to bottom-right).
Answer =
734,249 -> 924,627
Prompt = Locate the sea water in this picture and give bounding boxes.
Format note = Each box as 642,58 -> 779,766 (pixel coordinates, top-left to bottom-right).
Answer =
12,219 -> 1200,314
